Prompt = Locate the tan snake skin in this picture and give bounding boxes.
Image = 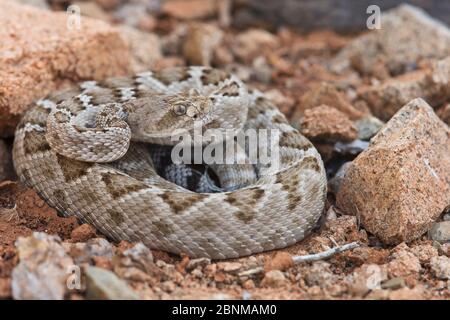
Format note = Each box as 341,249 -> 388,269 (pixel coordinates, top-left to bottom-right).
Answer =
13,67 -> 327,259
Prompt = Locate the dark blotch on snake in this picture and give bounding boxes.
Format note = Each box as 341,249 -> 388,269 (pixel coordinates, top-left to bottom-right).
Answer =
279,131 -> 313,151
226,188 -> 265,223
160,192 -> 207,214
101,172 -> 148,199
56,154 -> 93,182
23,131 -> 51,155
152,220 -> 173,236
152,68 -> 192,86
108,209 -> 125,225
53,189 -> 67,207
200,68 -> 228,86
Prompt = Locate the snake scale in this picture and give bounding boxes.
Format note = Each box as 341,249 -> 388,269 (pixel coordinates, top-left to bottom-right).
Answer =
13,67 -> 327,259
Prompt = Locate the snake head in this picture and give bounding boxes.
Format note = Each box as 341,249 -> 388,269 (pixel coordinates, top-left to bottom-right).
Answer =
124,91 -> 215,144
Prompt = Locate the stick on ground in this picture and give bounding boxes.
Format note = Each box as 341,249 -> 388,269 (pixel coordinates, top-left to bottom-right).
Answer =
292,242 -> 360,264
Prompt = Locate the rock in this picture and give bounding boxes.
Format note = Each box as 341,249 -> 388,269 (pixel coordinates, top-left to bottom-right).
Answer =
264,89 -> 295,115
0,140 -> 14,181
85,238 -> 115,259
122,243 -> 153,264
84,266 -> 139,300
387,286 -> 426,300
112,243 -> 162,283
359,57 -> 450,120
333,140 -> 369,157
260,270 -> 287,288
387,248 -> 422,279
15,0 -> 49,9
186,258 -> 211,271
11,232 -> 74,300
191,268 -> 203,278
130,0 -> 160,12
252,56 -> 273,84
114,3 -> 146,27
325,206 -> 338,220
0,1 -> 130,137
430,256 -> 450,280
232,28 -> 279,63
70,224 -> 97,243
218,262 -> 242,274
381,277 -> 406,290
114,1 -> 158,28
428,221 -> 450,244
136,14 -> 157,32
437,104 -> 450,126
237,267 -> 264,278
345,247 -> 390,266
0,278 -> 11,299
182,23 -> 223,66
331,4 -> 450,76
264,252 -> 293,272
322,215 -> 368,245
409,244 -> 439,264
299,105 -> 358,142
217,0 -> 231,27
303,261 -> 335,288
210,293 -> 233,300
328,162 -> 352,195
72,1 -> 111,22
242,280 -> 255,290
117,25 -> 162,73
337,99 -> 450,245
292,82 -> 365,122
66,238 -> 115,264
160,280 -> 176,293
92,256 -> 113,270
161,23 -> 188,56
115,242 -> 153,272
113,265 -> 153,283
213,45 -> 234,66
440,243 -> 450,257
354,116 -> 384,141
348,264 -> 388,296
235,0 -> 450,33
95,0 -> 120,11
161,0 -> 218,20
437,242 -> 449,256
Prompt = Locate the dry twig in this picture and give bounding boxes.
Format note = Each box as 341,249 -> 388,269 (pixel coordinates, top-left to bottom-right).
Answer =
292,242 -> 360,264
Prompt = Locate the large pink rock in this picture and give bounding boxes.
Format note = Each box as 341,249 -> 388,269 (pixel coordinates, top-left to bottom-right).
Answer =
331,4 -> 450,76
337,98 -> 450,245
0,1 -> 131,137
299,105 -> 358,142
358,57 -> 450,121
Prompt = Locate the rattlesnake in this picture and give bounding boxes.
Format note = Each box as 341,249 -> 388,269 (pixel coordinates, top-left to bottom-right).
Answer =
13,67 -> 327,259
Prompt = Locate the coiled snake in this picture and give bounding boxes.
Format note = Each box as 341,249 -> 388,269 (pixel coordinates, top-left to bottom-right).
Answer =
13,67 -> 326,259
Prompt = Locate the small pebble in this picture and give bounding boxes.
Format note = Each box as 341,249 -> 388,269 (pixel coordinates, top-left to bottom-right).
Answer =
430,256 -> 450,280
85,266 -> 139,300
186,257 -> 211,271
260,270 -> 287,288
381,277 -> 406,290
428,221 -> 450,244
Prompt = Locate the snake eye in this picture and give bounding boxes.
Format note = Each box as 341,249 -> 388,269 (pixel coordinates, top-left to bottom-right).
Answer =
173,104 -> 187,116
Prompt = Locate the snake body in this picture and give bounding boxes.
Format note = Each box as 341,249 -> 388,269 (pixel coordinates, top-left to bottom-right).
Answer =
13,67 -> 326,259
